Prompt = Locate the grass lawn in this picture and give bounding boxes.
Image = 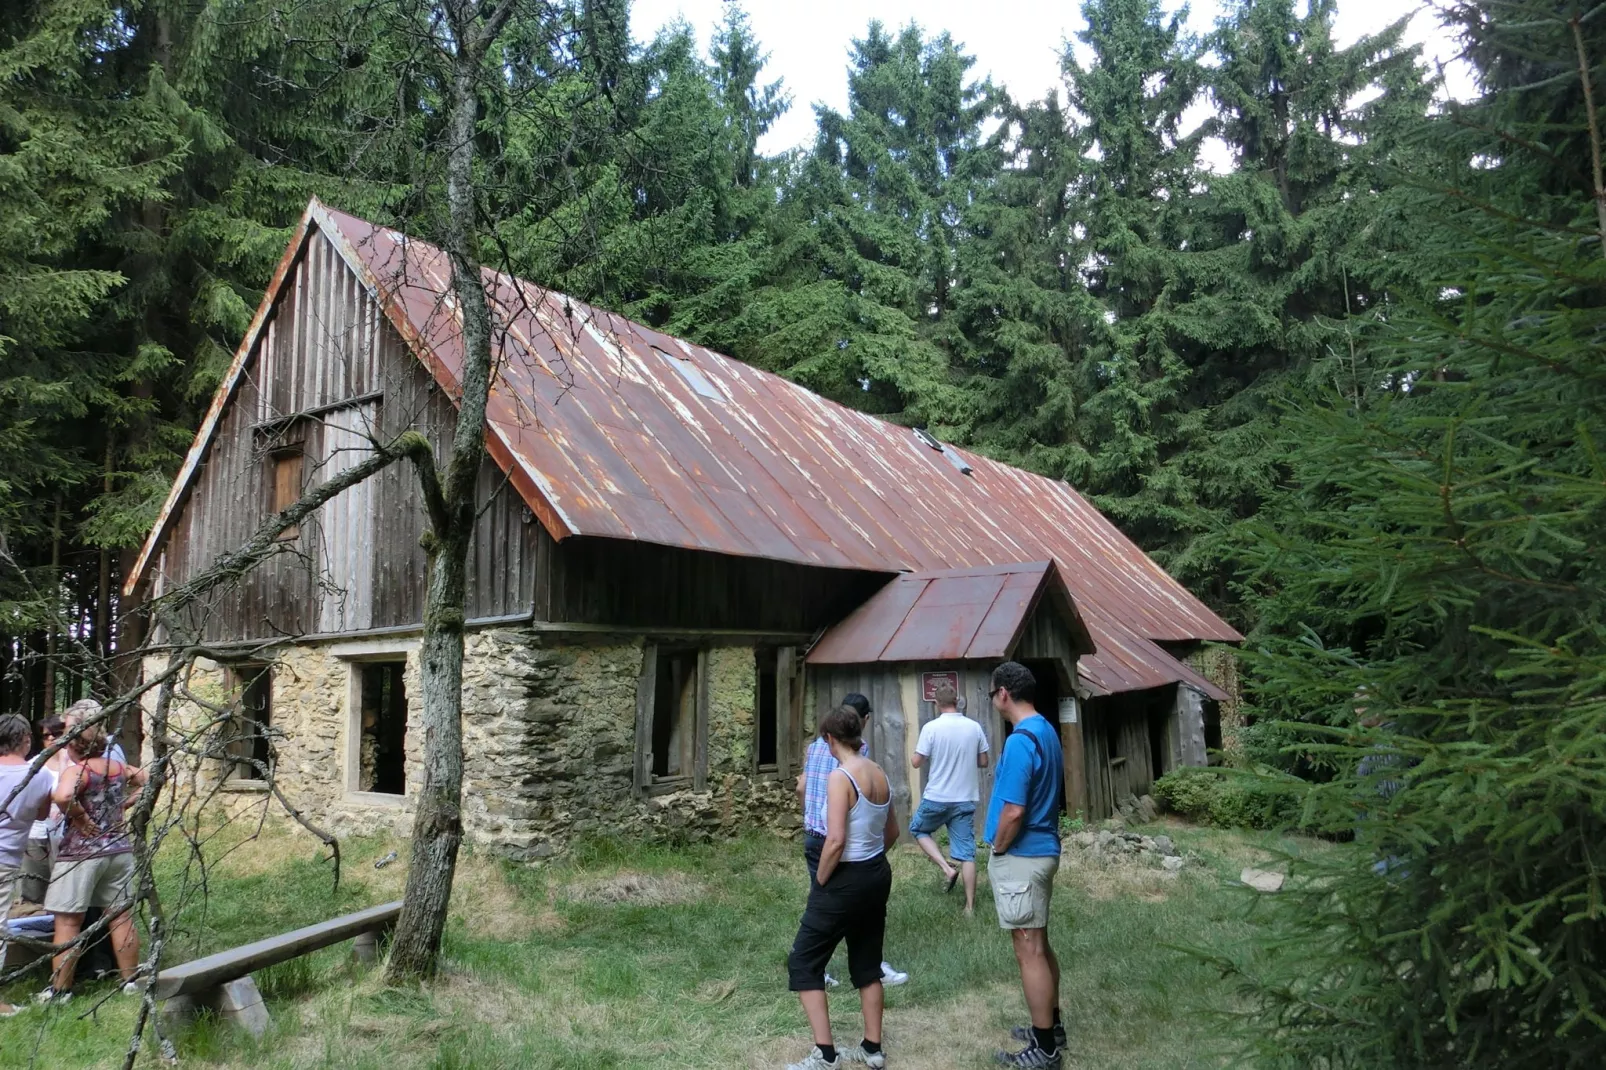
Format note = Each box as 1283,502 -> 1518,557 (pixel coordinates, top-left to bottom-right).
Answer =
0,819 -> 1328,1069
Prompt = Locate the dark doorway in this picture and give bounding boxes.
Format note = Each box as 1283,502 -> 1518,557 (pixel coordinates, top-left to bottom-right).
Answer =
755,648 -> 778,769
360,662 -> 408,794
1019,659 -> 1065,814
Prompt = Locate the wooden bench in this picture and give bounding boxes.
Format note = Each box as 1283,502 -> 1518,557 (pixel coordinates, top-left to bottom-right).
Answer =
156,900 -> 402,1036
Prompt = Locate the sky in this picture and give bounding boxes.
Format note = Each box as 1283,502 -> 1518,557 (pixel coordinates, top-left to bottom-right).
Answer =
629,0 -> 1477,157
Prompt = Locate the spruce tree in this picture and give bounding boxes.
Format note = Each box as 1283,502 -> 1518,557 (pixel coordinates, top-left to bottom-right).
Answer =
1047,0 -> 1206,556
1216,4 -> 1606,1064
718,22 -> 992,425
1178,0 -> 1432,605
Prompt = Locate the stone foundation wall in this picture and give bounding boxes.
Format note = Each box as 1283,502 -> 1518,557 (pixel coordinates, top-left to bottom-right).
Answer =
144,628 -> 803,859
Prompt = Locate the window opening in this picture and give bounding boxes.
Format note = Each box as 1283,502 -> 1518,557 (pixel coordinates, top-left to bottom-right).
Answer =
272,450 -> 303,540
359,662 -> 408,795
651,650 -> 699,779
756,648 -> 779,770
653,346 -> 725,401
228,665 -> 272,781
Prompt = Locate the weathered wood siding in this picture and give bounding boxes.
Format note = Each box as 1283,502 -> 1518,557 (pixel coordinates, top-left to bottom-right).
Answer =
158,227 -> 890,644
160,228 -> 540,642
1080,686 -> 1173,820
541,536 -> 885,633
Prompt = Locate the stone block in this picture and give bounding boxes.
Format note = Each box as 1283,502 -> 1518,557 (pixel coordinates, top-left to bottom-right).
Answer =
164,976 -> 272,1038
1240,867 -> 1284,892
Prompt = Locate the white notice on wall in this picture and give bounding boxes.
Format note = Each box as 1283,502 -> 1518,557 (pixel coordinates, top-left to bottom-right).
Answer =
1058,697 -> 1078,724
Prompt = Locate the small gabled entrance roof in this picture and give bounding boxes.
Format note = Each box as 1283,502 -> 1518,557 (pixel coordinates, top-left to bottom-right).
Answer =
807,561 -> 1093,666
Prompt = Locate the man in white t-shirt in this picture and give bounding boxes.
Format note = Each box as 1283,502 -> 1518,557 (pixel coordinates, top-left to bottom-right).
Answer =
909,682 -> 990,915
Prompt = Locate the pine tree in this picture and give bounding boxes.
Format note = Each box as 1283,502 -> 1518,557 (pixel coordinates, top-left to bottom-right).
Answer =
1214,4 -> 1606,1064
1176,0 -> 1432,605
952,87 -> 1103,473
1047,0 -> 1206,554
716,22 -> 993,426
0,1 -> 183,708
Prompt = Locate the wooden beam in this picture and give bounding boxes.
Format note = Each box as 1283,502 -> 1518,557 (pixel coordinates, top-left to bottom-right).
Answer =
152,901 -> 401,1000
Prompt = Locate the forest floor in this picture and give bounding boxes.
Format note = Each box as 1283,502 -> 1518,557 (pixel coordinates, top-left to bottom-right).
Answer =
0,818 -> 1335,1069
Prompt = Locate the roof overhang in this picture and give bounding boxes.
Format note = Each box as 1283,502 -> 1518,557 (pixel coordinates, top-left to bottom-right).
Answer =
807,561 -> 1094,665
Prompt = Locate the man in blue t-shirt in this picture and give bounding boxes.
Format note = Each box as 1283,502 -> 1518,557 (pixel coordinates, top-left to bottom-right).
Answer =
984,661 -> 1066,1068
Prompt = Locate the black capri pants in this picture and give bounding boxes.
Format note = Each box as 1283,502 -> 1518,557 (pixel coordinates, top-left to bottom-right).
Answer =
787,853 -> 892,992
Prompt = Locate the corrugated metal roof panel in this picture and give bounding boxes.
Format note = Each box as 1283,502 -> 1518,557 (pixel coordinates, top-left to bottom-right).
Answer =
809,561 -> 1098,667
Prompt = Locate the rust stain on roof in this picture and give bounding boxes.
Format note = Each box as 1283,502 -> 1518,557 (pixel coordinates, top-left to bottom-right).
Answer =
129,200 -> 1241,698
808,561 -> 1095,666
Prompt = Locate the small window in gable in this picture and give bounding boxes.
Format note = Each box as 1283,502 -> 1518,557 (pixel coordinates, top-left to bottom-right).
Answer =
271,450 -> 303,540
653,346 -> 725,401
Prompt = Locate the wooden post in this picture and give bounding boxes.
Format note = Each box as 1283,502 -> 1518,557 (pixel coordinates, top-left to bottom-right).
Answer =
1059,695 -> 1088,820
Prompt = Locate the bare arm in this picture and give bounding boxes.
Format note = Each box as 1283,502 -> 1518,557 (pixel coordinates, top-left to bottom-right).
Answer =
795,772 -> 806,799
991,802 -> 1025,855
911,753 -> 926,769
978,751 -> 990,768
50,764 -> 79,808
883,800 -> 900,851
121,764 -> 149,809
817,770 -> 852,886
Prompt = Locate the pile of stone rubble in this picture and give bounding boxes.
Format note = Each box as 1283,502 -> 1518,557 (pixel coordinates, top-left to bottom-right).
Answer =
1065,826 -> 1188,871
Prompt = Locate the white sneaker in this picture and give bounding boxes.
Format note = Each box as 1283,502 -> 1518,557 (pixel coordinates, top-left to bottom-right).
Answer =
879,962 -> 908,986
121,981 -> 142,996
785,1046 -> 842,1070
824,972 -> 842,987
34,987 -> 71,1006
841,1043 -> 887,1068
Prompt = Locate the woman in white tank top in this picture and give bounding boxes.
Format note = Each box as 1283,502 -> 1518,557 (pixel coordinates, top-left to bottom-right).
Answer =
784,705 -> 900,1070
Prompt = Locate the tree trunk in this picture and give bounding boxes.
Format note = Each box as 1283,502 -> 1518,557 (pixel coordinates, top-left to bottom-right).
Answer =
384,0 -> 512,981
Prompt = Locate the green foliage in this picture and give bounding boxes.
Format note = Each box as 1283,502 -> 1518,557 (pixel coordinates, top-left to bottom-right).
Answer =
1208,4 -> 1606,1064
1152,766 -> 1303,830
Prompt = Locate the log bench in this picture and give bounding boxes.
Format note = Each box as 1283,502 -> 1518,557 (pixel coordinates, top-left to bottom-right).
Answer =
155,900 -> 402,1037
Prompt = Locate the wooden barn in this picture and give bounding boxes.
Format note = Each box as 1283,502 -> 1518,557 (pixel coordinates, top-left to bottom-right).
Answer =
127,199 -> 1240,856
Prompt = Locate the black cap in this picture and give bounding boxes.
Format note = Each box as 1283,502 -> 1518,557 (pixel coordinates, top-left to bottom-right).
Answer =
842,693 -> 872,717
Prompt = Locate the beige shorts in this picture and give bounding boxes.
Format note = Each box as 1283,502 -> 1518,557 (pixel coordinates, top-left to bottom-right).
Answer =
989,851 -> 1059,930
0,865 -> 20,921
44,852 -> 136,914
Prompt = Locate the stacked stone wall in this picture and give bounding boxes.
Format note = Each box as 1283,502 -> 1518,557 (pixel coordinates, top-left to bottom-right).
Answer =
145,628 -> 803,859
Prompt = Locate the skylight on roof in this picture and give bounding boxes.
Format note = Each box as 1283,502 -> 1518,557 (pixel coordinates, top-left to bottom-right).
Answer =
653,346 -> 725,401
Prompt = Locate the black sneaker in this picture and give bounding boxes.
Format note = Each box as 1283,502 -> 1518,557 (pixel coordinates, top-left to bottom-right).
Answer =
1010,1023 -> 1068,1051
995,1042 -> 1062,1068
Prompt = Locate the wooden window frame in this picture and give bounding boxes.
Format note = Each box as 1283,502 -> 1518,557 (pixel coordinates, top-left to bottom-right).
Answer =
635,644 -> 709,796
334,640 -> 418,807
753,645 -> 803,779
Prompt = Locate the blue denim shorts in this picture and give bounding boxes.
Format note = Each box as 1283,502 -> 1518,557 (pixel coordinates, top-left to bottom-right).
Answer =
909,799 -> 978,862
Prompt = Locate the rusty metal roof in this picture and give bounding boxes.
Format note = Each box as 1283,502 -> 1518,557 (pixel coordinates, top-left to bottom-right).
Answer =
129,200 -> 1241,697
807,561 -> 1094,665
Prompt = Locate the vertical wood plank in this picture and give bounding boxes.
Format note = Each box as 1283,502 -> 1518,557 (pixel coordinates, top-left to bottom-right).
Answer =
634,644 -> 656,795
694,649 -> 709,792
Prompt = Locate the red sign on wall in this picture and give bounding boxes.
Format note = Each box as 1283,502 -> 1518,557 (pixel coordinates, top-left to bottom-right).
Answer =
921,671 -> 959,703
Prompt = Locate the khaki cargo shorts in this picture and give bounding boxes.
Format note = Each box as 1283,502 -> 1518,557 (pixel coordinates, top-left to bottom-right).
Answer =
44,853 -> 136,914
989,851 -> 1059,929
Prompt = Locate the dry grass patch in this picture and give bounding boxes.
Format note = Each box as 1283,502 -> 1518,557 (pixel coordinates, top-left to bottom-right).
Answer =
749,982 -> 1021,1070
1061,852 -> 1190,902
562,870 -> 707,906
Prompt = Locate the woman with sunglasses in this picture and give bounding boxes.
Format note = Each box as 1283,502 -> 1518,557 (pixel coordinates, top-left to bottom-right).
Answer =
18,716 -> 68,905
